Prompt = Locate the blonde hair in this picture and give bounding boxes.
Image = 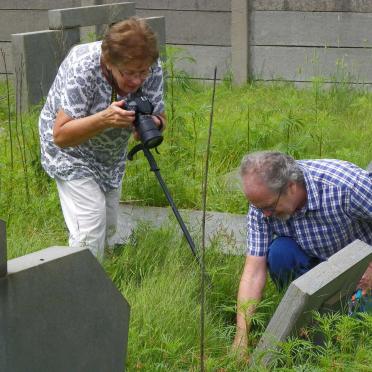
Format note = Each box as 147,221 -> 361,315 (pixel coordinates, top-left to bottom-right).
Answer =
101,17 -> 159,66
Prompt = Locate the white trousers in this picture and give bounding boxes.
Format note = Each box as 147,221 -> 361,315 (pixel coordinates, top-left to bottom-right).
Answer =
56,177 -> 121,261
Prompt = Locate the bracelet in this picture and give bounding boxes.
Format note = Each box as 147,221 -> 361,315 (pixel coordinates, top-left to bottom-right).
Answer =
154,115 -> 164,131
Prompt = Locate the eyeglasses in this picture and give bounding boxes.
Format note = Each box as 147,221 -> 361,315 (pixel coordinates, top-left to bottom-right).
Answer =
118,67 -> 153,80
256,186 -> 285,215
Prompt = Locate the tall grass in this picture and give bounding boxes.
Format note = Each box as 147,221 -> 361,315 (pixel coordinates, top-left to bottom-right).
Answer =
1,64 -> 372,370
105,223 -> 372,371
104,222 -> 270,371
124,78 -> 372,214
0,81 -> 65,258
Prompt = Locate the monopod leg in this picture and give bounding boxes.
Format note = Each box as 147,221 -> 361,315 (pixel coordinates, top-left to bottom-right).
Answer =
142,147 -> 201,264
128,144 -> 211,285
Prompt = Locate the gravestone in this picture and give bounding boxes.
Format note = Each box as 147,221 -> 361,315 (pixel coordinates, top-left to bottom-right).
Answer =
116,203 -> 247,255
11,2 -> 165,111
252,239 -> 372,366
0,220 -> 6,277
11,2 -> 136,110
0,220 -> 130,372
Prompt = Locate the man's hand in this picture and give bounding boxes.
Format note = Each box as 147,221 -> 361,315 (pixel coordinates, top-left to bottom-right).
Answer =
232,255 -> 267,360
231,329 -> 249,362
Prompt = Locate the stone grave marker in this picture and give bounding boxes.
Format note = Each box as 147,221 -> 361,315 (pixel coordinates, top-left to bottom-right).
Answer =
11,2 -> 165,111
0,219 -> 6,277
252,239 -> 372,366
115,203 -> 247,255
0,220 -> 130,372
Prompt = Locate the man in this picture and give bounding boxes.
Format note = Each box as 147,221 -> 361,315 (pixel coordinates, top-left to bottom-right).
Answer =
233,151 -> 372,353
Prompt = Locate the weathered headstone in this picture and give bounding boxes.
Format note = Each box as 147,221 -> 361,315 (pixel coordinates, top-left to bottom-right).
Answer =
11,2 -> 136,110
48,2 -> 135,30
12,28 -> 80,109
116,203 -> 247,254
0,244 -> 130,372
252,239 -> 372,365
0,219 -> 6,277
11,2 -> 166,111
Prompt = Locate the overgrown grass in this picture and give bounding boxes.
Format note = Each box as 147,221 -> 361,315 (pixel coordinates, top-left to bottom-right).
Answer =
104,223 -> 372,371
104,222 -> 281,371
123,77 -> 372,214
0,74 -> 371,370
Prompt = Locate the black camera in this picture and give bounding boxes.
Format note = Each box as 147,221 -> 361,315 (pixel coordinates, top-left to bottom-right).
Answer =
124,96 -> 163,149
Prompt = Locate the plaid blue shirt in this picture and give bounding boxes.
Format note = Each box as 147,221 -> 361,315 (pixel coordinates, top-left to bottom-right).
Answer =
246,159 -> 372,259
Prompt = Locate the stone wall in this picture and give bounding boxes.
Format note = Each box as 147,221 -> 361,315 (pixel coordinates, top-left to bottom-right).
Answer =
250,0 -> 372,85
134,1 -> 231,81
135,0 -> 372,85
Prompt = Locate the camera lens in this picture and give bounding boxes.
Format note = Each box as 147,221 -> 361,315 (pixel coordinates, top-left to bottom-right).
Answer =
145,135 -> 163,148
137,115 -> 163,148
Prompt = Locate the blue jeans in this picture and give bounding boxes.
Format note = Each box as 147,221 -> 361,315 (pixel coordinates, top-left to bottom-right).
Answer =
267,237 -> 323,290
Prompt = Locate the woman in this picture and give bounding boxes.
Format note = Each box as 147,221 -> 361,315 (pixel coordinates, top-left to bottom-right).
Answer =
39,17 -> 166,261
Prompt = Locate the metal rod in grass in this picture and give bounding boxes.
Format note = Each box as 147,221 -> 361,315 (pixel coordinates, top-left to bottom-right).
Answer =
200,66 -> 217,372
14,58 -> 30,200
0,48 -> 14,169
18,58 -> 30,200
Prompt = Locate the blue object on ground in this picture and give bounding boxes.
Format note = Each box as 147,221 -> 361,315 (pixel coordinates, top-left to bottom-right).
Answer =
348,288 -> 372,315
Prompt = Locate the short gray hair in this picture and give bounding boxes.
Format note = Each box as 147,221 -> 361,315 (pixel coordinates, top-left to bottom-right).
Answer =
240,151 -> 304,193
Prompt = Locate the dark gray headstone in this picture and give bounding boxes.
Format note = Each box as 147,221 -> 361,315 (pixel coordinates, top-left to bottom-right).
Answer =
48,2 -> 136,29
116,204 -> 246,255
253,239 -> 372,365
0,219 -> 6,277
0,246 -> 130,372
12,28 -> 80,109
143,16 -> 166,57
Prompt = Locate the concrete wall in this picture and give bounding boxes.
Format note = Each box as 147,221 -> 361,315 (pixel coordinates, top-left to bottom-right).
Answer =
134,1 -> 231,81
250,1 -> 372,85
134,0 -> 372,84
2,0 -> 372,85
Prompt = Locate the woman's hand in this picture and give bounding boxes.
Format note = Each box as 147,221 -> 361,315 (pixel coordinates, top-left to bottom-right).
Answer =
152,114 -> 166,131
101,100 -> 135,130
132,113 -> 166,142
53,101 -> 136,148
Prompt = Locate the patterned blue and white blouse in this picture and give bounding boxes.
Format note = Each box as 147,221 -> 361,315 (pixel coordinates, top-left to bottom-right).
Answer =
39,41 -> 165,192
246,159 -> 372,259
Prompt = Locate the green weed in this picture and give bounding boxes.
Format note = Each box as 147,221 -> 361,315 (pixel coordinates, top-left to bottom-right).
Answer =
1,64 -> 372,370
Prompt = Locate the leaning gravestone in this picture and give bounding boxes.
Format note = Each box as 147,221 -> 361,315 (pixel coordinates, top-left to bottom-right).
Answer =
0,220 -> 130,372
252,239 -> 372,366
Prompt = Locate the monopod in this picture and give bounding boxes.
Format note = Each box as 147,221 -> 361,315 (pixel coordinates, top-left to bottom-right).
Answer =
127,143 -> 204,270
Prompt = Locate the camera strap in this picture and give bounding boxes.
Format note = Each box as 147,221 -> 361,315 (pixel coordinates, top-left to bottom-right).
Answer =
111,87 -> 117,104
